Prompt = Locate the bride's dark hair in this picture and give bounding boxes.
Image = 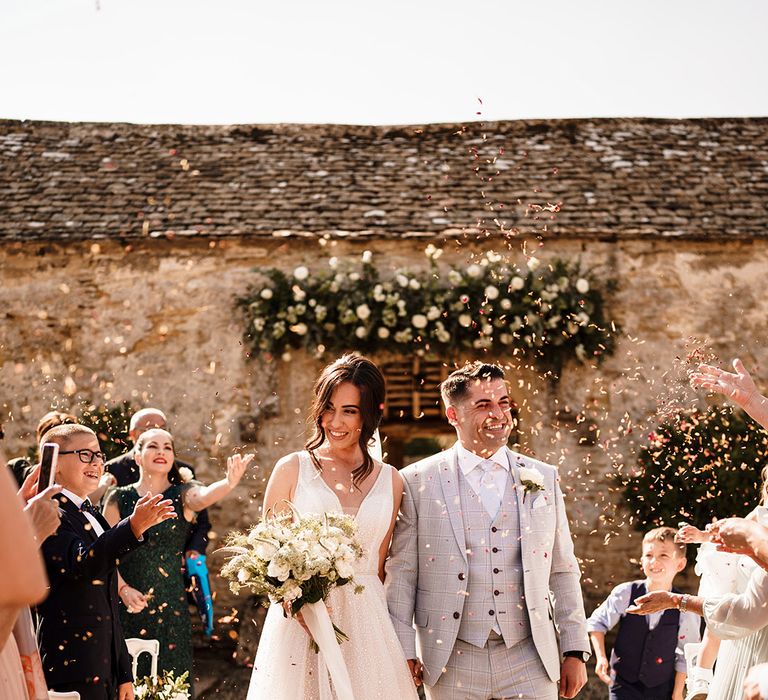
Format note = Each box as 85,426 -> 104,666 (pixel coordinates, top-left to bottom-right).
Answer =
305,353 -> 385,488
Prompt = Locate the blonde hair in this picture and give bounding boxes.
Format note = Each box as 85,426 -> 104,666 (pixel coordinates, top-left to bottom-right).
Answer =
39,423 -> 96,452
643,526 -> 686,557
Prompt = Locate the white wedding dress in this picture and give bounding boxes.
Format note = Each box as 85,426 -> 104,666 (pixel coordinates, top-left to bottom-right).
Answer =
246,451 -> 419,700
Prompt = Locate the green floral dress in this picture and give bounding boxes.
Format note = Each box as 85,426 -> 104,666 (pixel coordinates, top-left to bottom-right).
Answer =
111,484 -> 193,689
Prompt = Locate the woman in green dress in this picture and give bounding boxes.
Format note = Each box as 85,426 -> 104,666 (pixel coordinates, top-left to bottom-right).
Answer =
104,428 -> 254,692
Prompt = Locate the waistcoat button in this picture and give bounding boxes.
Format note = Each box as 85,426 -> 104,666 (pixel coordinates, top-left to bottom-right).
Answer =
453,611 -> 460,619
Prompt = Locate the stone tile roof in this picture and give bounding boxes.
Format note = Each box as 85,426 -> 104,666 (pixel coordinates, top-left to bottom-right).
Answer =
1,117 -> 767,242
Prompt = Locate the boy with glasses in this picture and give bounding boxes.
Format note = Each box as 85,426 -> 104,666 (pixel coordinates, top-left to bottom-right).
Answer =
35,423 -> 176,700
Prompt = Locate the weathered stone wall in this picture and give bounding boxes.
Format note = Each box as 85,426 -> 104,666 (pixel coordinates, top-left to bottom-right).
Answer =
2,234 -> 766,621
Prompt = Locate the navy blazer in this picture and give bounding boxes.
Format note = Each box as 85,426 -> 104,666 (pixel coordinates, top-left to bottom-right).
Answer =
36,495 -> 144,688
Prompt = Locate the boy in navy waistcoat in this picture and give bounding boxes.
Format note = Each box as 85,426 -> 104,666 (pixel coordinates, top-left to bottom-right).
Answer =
587,527 -> 700,700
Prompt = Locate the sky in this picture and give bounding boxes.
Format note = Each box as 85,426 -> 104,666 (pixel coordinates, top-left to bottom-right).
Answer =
1,0 -> 767,126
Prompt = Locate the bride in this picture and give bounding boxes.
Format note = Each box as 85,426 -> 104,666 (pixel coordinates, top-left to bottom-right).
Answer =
247,353 -> 419,699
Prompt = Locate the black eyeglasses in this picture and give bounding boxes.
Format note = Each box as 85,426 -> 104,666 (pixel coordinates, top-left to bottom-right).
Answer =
58,449 -> 106,464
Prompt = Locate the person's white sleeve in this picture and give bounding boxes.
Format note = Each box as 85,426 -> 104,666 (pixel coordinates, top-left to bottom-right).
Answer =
759,664 -> 768,700
675,611 -> 702,673
703,567 -> 768,639
587,582 -> 632,633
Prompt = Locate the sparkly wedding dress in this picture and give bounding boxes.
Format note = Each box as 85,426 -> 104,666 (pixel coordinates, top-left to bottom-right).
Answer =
246,451 -> 419,700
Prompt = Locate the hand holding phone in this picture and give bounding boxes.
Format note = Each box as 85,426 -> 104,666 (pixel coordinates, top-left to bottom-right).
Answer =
37,443 -> 59,496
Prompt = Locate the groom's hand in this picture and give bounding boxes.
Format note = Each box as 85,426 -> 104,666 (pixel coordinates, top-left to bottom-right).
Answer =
407,658 -> 423,687
559,657 -> 586,698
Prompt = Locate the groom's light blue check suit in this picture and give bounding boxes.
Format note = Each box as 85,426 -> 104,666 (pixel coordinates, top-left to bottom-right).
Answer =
385,445 -> 590,697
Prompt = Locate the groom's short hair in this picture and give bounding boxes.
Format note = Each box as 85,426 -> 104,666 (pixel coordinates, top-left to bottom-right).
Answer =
440,362 -> 505,406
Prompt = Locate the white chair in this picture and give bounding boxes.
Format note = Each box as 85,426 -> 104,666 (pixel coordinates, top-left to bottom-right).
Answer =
125,637 -> 160,679
48,692 -> 80,699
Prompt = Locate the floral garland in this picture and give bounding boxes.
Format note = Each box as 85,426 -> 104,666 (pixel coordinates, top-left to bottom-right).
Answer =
237,246 -> 617,377
134,670 -> 190,699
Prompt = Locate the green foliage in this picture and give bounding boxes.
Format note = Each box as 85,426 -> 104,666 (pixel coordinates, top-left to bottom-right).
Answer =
237,247 -> 618,379
622,406 -> 768,531
79,401 -> 134,461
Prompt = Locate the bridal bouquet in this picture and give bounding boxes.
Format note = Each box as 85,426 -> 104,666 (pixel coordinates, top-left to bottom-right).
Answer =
134,670 -> 189,699
220,504 -> 364,644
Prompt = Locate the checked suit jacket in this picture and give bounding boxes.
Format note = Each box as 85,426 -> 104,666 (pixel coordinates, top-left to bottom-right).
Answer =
384,444 -> 590,686
36,494 -> 143,690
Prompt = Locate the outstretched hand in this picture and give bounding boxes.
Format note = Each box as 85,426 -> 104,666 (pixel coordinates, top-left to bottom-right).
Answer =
690,358 -> 758,409
129,492 -> 176,538
675,523 -> 709,544
226,453 -> 255,488
626,590 -> 677,615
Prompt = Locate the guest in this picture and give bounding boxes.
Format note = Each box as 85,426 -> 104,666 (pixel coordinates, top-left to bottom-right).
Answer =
588,527 -> 699,700
101,408 -> 211,559
627,518 -> 768,700
36,423 -> 176,700
103,428 -> 253,691
0,463 -> 49,700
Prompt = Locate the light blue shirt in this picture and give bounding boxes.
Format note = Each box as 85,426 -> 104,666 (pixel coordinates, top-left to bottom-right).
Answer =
587,580 -> 701,674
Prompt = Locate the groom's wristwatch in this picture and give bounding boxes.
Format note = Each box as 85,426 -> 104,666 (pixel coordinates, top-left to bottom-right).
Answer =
563,650 -> 590,663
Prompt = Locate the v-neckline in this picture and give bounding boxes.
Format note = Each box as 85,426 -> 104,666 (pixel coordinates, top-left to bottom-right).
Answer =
311,455 -> 386,519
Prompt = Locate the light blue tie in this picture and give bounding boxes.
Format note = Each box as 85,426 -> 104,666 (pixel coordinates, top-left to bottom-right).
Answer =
478,459 -> 502,519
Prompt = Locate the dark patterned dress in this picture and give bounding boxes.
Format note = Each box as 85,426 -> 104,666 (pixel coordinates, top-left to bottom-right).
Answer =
111,483 -> 193,688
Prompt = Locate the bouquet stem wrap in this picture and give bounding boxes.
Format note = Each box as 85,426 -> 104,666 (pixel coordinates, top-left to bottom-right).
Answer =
302,601 -> 354,700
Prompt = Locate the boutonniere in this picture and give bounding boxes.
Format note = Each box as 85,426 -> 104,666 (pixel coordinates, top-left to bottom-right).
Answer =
518,466 -> 545,502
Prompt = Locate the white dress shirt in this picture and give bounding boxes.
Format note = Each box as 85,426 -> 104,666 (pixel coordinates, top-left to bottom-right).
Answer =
60,487 -> 105,538
456,442 -> 510,511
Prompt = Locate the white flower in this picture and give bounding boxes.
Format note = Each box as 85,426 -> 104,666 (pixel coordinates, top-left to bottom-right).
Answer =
518,466 -> 545,488
336,558 -> 355,580
267,558 -> 291,581
361,250 -> 373,264
396,274 -> 409,287
373,284 -> 386,302
527,256 -> 540,271
500,298 -> 512,310
354,326 -> 367,339
466,264 -> 482,278
411,314 -> 428,329
426,306 -> 441,321
425,243 -> 443,259
328,257 -> 339,269
510,276 -> 525,291
448,270 -> 462,285
349,272 -> 360,282
484,285 -> 499,300
458,313 -> 472,328
237,568 -> 251,583
260,288 -> 273,300
576,278 -> 590,294
377,327 -> 390,339
290,323 -> 308,336
177,467 -> 193,483
282,581 -> 302,601
293,266 -> 309,280
408,278 -> 420,290
329,282 -> 339,293
500,333 -> 513,345
281,351 -> 292,362
292,287 -> 306,302
356,304 -> 371,320
485,250 -> 502,263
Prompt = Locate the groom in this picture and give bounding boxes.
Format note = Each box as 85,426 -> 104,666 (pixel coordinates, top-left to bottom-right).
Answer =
385,362 -> 590,699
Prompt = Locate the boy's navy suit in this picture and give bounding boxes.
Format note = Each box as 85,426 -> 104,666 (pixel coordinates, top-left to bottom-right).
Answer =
36,494 -> 143,700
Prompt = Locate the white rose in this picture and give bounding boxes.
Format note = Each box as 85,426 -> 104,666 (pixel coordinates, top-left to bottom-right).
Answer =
362,250 -> 373,264
336,559 -> 355,580
510,276 -> 525,291
355,326 -> 367,338
527,256 -> 540,271
408,278 -> 420,290
377,327 -> 390,339
328,257 -> 339,269
349,272 -> 360,282
396,274 -> 409,287
356,304 -> 371,320
576,278 -> 590,294
237,568 -> 251,583
293,287 -> 306,302
282,581 -> 302,601
267,558 -> 291,581
426,306 -> 441,321
500,298 -> 512,310
293,266 -> 309,280
253,540 -> 279,560
484,285 -> 499,300
459,313 -> 472,328
448,270 -> 462,285
466,264 -> 482,278
518,466 -> 545,488
260,288 -> 273,300
281,351 -> 292,362
290,323 -> 308,336
411,314 -> 428,329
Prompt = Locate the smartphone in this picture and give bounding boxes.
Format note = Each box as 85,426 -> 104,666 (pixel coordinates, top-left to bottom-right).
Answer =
37,442 -> 59,495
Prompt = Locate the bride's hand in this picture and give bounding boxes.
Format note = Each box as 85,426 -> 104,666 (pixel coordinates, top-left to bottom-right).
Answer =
282,601 -> 311,636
